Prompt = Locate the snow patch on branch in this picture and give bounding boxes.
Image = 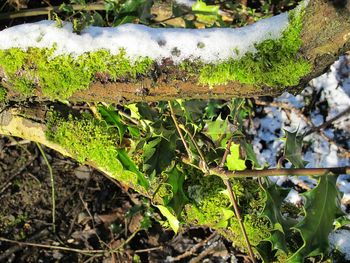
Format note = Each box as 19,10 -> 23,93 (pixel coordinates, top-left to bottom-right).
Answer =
0,13 -> 288,63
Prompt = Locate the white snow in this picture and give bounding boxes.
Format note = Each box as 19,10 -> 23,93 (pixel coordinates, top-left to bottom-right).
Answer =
285,189 -> 304,205
175,0 -> 196,8
0,13 -> 289,64
329,230 -> 350,260
250,55 -> 350,259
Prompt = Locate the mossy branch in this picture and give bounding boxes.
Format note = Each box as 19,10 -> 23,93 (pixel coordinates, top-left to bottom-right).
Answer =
0,0 -> 349,103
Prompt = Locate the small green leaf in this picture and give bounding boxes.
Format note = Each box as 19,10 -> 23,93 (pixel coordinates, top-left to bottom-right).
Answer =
155,205 -> 180,234
334,215 -> 350,230
120,0 -> 146,14
226,143 -> 246,171
204,115 -> 229,144
98,105 -> 126,144
214,208 -> 235,228
192,0 -> 220,24
283,130 -> 307,168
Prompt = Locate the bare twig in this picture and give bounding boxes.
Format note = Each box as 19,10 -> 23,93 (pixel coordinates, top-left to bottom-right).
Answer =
219,138 -> 233,168
134,246 -> 163,254
0,236 -> 104,255
224,179 -> 256,263
36,142 -> 56,234
170,232 -> 217,262
208,137 -> 257,262
211,166 -> 350,178
0,4 -> 106,20
0,229 -> 50,261
179,124 -> 210,174
305,106 -> 350,136
168,101 -> 192,160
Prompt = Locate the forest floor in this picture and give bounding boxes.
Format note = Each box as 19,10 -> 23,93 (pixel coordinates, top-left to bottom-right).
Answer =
0,137 -> 239,262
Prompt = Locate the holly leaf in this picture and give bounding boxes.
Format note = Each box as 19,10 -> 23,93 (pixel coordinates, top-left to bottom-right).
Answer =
117,149 -> 149,189
283,130 -> 307,168
155,205 -> 180,234
226,143 -> 246,171
143,136 -> 176,175
260,180 -> 297,254
166,166 -> 189,217
287,175 -> 343,262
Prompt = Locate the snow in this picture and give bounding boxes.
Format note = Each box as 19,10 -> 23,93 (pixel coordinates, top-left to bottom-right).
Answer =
251,57 -> 350,173
250,56 -> 350,259
329,230 -> 350,260
175,0 -> 196,8
0,13 -> 289,64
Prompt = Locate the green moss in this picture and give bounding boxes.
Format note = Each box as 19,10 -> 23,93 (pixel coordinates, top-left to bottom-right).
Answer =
198,6 -> 311,87
45,112 -> 144,189
0,85 -> 7,102
182,173 -> 270,249
0,48 -> 153,99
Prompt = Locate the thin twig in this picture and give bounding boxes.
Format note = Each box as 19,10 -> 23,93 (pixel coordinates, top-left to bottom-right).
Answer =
168,101 -> 192,160
220,136 -> 256,263
36,142 -> 56,234
211,166 -> 350,178
0,4 -> 106,20
0,236 -> 104,255
179,124 -> 210,174
170,232 -> 217,261
135,246 -> 163,253
219,138 -> 233,168
223,179 -> 256,263
305,106 -> 350,136
0,229 -> 50,261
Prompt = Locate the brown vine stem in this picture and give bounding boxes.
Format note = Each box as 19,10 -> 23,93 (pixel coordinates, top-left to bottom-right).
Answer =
211,166 -> 350,178
179,124 -> 210,174
219,138 -> 257,263
0,4 -> 106,20
168,101 -> 192,160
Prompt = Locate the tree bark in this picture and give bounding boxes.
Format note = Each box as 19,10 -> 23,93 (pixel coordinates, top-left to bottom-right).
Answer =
0,0 -> 349,103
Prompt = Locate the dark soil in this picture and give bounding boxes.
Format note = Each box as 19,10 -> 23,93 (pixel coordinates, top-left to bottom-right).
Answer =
0,136 -> 242,262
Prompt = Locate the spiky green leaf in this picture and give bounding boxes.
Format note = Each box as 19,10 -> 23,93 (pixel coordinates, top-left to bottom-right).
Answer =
287,175 -> 343,262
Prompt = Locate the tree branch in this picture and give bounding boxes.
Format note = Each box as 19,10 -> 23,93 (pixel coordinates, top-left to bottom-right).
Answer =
0,1 -> 349,103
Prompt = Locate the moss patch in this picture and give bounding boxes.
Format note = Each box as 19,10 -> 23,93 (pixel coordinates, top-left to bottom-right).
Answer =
0,6 -> 310,98
0,48 -> 153,99
0,86 -> 7,102
45,112 -> 148,191
198,6 -> 311,87
182,173 -> 270,249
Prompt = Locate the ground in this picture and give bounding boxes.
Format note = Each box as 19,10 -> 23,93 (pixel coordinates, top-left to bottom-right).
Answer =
0,137 -> 242,262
